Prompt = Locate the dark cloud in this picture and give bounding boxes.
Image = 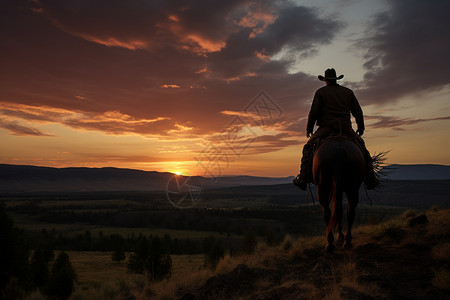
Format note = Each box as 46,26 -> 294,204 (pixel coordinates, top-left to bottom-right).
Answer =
366,115 -> 450,130
356,0 -> 450,105
0,119 -> 53,136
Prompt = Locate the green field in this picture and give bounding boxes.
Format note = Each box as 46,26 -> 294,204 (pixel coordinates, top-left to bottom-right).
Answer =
10,213 -> 234,240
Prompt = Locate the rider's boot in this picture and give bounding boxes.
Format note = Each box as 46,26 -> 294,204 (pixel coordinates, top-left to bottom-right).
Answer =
293,145 -> 312,190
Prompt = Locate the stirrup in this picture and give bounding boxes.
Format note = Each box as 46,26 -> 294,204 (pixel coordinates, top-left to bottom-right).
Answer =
293,174 -> 307,190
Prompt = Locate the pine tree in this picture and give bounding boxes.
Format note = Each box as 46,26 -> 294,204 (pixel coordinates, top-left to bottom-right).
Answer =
204,239 -> 225,269
30,249 -> 52,288
127,236 -> 149,274
0,202 -> 30,293
43,251 -> 77,300
147,236 -> 172,280
127,236 -> 172,280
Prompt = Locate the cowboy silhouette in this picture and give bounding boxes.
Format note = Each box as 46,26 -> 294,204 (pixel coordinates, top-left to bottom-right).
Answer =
294,68 -> 379,190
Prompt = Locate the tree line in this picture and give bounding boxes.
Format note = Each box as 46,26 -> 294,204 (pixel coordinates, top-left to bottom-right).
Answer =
1,203 -> 76,300
9,203 -> 326,236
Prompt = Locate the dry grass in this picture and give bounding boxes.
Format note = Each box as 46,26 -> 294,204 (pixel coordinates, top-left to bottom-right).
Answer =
425,208 -> 450,240
316,258 -> 386,300
431,242 -> 450,261
28,252 -> 206,300
65,251 -> 129,290
23,208 -> 450,300
146,240 -> 284,299
433,269 -> 450,291
215,253 -> 241,274
288,235 -> 323,259
146,265 -> 215,300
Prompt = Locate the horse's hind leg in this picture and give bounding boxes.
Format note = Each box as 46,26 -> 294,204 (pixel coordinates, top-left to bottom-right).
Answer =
337,221 -> 345,246
344,190 -> 359,250
318,187 -> 334,253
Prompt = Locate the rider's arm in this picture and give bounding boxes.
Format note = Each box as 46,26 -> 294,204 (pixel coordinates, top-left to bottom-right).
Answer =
350,92 -> 364,134
306,92 -> 322,136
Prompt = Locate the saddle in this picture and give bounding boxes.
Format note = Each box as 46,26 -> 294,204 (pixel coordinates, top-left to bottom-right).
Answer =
312,133 -> 361,153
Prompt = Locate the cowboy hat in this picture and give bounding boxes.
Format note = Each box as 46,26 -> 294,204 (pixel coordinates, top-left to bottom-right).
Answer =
318,68 -> 344,81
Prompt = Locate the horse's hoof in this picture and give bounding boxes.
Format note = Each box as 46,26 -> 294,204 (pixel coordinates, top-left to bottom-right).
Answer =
344,241 -> 352,250
326,244 -> 335,253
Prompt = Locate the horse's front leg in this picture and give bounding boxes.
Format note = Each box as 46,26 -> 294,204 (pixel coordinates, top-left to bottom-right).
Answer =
337,221 -> 345,244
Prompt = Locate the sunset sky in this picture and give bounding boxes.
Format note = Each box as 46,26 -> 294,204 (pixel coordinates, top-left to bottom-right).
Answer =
1,0 -> 449,177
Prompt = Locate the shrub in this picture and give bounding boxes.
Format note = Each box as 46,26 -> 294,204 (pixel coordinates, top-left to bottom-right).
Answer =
401,209 -> 417,219
371,222 -> 406,243
433,269 -> 450,291
240,230 -> 257,255
406,214 -> 429,227
281,235 -> 294,251
432,243 -> 450,261
429,205 -> 440,212
112,247 -> 126,263
1,277 -> 25,300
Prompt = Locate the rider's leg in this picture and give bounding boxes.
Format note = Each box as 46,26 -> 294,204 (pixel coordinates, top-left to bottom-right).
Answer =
293,143 -> 314,190
294,127 -> 330,190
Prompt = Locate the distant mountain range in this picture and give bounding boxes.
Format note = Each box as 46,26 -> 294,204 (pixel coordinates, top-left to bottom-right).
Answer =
0,164 -> 293,193
0,163 -> 449,193
382,164 -> 450,180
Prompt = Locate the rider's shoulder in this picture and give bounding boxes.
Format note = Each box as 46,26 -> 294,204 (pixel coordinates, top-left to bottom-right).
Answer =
315,84 -> 354,95
330,84 -> 354,94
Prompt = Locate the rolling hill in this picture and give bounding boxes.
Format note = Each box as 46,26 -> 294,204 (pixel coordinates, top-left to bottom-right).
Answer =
0,163 -> 449,194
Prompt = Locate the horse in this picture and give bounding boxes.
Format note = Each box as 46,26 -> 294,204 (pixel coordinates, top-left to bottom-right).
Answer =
312,135 -> 365,253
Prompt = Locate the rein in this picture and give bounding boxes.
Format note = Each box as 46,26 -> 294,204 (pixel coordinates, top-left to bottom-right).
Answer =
363,184 -> 373,207
308,182 -> 316,207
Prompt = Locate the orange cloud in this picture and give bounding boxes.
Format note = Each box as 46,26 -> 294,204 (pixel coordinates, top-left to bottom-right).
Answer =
225,72 -> 257,83
0,102 -> 188,138
185,34 -> 225,53
195,67 -> 208,74
235,10 -> 277,38
255,50 -> 271,62
161,84 -> 181,89
76,34 -> 148,50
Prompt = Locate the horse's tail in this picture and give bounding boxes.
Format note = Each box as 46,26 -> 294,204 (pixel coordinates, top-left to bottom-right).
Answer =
327,146 -> 345,234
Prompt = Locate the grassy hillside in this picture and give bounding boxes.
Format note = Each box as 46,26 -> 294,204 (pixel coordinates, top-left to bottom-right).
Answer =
23,207 -> 449,300
170,207 -> 450,300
